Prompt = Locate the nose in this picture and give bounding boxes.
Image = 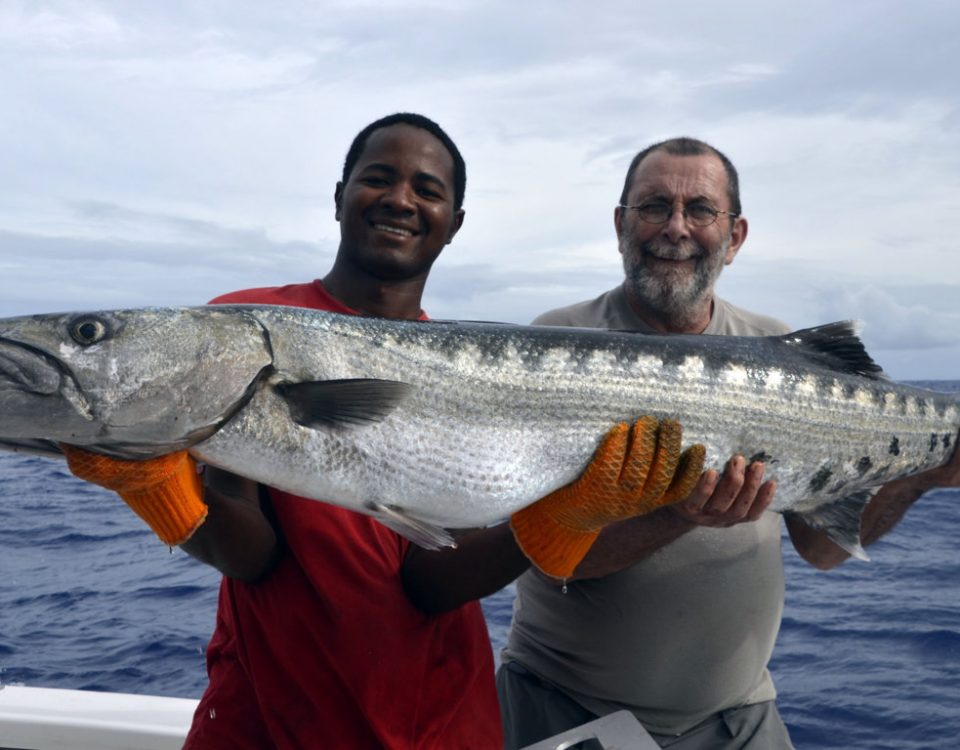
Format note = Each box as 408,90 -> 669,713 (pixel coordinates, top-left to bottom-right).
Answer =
662,203 -> 690,243
380,180 -> 416,213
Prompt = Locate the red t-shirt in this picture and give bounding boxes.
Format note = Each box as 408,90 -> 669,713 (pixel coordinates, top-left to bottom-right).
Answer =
183,280 -> 501,749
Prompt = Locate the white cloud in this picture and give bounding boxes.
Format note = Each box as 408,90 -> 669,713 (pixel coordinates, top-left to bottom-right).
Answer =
0,3 -> 125,49
811,285 -> 960,351
1,0 -> 958,381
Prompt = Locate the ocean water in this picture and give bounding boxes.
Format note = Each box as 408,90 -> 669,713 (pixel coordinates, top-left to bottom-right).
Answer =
1,382 -> 959,749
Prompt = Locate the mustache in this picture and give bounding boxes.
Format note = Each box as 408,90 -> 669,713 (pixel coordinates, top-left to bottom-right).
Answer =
640,238 -> 706,261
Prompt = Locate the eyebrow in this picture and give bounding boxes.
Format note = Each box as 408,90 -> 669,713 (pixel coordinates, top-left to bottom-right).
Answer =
640,191 -> 714,204
359,163 -> 449,192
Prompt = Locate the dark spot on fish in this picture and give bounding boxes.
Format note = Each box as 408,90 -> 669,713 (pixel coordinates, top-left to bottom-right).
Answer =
843,382 -> 858,400
856,456 -> 872,476
657,343 -> 691,370
897,393 -> 909,412
916,399 -> 928,417
809,466 -> 832,493
889,436 -> 901,456
930,433 -> 939,452
567,345 -> 598,373
749,451 -> 772,464
944,434 -> 953,450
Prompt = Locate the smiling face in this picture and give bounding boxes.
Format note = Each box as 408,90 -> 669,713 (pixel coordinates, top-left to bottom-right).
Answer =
334,123 -> 464,284
615,149 -> 747,332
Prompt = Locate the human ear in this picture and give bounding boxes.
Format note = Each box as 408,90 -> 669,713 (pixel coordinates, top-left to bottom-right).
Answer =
334,182 -> 344,221
446,209 -> 466,244
614,206 -> 625,251
725,216 -> 748,264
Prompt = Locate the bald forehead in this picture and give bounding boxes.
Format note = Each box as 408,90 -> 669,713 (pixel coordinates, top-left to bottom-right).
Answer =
626,150 -> 732,210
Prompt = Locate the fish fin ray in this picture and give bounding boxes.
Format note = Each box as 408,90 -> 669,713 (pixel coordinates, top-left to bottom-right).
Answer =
369,502 -> 456,549
778,321 -> 888,381
789,489 -> 874,561
276,379 -> 412,428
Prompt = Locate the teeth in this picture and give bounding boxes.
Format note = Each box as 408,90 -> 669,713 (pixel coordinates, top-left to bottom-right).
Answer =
373,224 -> 413,237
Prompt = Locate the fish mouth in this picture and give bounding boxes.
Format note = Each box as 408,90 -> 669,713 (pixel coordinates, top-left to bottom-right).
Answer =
0,335 -> 94,429
0,337 -> 80,399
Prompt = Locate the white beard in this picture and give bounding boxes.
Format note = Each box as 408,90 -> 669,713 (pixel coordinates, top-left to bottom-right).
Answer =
620,235 -> 729,329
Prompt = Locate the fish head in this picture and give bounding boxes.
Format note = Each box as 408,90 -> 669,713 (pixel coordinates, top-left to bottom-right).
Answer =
0,307 -> 273,458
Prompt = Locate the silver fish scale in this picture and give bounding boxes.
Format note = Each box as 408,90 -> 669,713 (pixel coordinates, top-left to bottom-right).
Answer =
2,306 -> 957,539
193,307 -> 959,528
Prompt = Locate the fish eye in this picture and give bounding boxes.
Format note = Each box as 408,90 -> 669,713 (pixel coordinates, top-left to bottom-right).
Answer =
69,317 -> 108,346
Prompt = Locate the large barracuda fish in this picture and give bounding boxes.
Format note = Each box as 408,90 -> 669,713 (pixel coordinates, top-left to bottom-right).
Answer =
0,305 -> 957,556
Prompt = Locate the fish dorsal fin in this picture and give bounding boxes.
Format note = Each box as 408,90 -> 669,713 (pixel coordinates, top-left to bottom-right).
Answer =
779,321 -> 888,381
276,378 -> 412,428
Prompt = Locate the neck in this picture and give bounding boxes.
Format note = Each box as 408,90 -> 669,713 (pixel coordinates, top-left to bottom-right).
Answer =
622,284 -> 714,334
322,264 -> 426,320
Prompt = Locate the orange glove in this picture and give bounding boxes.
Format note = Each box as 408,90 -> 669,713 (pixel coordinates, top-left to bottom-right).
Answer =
60,445 -> 207,546
510,417 -> 705,579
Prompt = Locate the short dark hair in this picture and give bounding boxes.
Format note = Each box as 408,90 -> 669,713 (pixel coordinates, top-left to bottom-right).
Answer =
619,137 -> 741,215
341,113 -> 467,210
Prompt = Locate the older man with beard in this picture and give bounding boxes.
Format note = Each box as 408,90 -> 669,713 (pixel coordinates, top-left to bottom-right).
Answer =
497,137 -> 960,750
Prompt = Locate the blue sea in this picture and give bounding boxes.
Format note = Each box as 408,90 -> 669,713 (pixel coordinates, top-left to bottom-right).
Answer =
2,382 -> 959,749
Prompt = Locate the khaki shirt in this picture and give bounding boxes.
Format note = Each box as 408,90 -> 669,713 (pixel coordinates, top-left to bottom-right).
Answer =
503,285 -> 792,735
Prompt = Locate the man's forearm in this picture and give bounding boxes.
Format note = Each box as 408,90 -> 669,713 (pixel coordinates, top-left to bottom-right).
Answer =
179,469 -> 280,583
789,458 -> 959,571
402,523 -> 531,614
859,472 -> 939,546
569,507 -> 695,580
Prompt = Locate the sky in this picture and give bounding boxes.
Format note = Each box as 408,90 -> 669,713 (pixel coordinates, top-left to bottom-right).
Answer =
2,0 -> 959,379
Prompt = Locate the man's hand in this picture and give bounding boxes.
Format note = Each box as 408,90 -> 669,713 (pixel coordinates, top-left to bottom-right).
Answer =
61,445 -> 207,546
510,417 -> 706,579
568,455 -> 777,581
668,456 -> 776,527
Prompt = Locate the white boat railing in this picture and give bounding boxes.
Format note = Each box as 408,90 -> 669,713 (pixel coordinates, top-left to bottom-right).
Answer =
0,685 -> 655,750
0,685 -> 196,750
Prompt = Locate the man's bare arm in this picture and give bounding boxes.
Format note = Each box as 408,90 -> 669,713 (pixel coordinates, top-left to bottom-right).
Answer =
180,467 -> 280,583
401,524 -> 530,614
571,458 -> 775,580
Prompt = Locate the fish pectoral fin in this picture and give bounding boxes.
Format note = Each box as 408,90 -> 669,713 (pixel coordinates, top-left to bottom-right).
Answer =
788,489 -> 874,561
369,502 -> 456,550
276,378 -> 412,428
